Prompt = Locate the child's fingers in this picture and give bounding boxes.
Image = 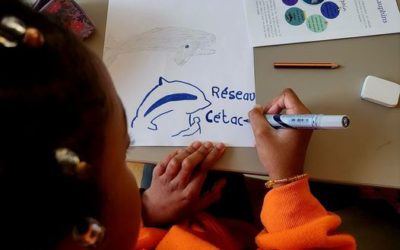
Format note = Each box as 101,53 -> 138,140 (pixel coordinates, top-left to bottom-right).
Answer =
198,142 -> 225,171
183,167 -> 209,200
182,142 -> 224,196
248,104 -> 274,140
266,89 -> 310,115
182,143 -> 224,198
173,142 -> 214,187
264,94 -> 283,114
153,149 -> 179,177
164,145 -> 198,181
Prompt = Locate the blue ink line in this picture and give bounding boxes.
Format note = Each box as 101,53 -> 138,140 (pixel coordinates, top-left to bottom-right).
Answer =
172,116 -> 202,137
148,109 -> 173,130
183,127 -> 201,137
173,124 -> 201,137
172,126 -> 190,137
144,93 -> 198,117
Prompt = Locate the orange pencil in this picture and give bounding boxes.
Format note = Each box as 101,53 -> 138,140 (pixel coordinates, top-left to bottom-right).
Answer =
273,62 -> 340,69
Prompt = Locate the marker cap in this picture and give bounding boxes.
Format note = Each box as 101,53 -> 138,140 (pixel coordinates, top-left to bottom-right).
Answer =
318,115 -> 349,129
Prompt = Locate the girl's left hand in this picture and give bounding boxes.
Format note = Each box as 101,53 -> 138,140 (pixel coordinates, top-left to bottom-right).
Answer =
141,141 -> 226,226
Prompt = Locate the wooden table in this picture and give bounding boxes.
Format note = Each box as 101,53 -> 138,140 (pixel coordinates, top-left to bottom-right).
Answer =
80,0 -> 400,188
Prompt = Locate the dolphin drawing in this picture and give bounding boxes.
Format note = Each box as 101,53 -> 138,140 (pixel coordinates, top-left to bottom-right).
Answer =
131,77 -> 211,137
104,27 -> 216,66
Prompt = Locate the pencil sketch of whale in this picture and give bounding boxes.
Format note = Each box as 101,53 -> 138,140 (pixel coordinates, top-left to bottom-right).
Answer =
104,27 -> 216,66
131,77 -> 212,138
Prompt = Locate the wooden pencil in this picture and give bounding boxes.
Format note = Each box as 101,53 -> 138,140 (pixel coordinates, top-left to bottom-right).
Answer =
273,62 -> 340,69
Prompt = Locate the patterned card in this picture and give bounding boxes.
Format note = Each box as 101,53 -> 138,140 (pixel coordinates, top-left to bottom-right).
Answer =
34,0 -> 95,39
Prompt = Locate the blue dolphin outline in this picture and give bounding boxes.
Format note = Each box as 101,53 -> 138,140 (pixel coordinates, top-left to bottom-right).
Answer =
131,77 -> 212,137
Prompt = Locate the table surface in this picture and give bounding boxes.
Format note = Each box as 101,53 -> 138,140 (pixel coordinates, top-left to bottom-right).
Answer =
79,0 -> 400,188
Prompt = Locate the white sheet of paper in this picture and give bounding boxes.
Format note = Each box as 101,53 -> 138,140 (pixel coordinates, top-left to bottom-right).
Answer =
104,0 -> 255,147
244,0 -> 400,47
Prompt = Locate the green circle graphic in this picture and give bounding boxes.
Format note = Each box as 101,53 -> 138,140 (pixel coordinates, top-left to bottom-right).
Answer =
306,15 -> 328,32
285,7 -> 306,26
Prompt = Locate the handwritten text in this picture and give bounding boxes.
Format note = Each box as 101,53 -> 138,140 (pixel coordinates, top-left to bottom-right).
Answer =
211,86 -> 255,101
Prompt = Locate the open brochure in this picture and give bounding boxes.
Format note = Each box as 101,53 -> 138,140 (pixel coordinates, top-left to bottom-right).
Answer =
244,0 -> 400,47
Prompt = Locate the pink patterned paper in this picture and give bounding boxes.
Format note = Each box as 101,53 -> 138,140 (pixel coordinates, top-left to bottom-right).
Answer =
40,0 -> 95,39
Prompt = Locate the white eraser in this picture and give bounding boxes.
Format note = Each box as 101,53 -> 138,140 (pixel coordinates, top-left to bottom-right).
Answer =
360,76 -> 400,107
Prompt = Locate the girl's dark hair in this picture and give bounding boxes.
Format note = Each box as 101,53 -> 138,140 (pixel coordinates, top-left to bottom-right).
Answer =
0,1 -> 109,249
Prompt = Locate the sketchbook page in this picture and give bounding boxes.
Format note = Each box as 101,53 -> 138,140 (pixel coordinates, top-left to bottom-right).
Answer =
104,0 -> 255,147
244,0 -> 400,47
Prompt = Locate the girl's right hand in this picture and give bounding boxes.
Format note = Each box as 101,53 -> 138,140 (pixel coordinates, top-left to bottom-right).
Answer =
248,89 -> 313,181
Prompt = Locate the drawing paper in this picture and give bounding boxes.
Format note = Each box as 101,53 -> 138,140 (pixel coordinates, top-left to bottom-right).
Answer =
244,0 -> 400,47
104,0 -> 255,147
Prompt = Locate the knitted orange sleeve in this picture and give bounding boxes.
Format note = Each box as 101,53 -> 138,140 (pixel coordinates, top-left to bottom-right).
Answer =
255,177 -> 356,250
135,213 -> 237,250
134,227 -> 167,250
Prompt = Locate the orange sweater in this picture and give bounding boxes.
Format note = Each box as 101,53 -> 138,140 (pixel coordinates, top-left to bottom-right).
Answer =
135,178 -> 356,250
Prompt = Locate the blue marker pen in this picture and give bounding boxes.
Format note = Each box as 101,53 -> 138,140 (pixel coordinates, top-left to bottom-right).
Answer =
265,114 -> 350,129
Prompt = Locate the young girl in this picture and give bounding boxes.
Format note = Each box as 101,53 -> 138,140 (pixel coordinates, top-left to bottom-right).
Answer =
0,1 -> 355,249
